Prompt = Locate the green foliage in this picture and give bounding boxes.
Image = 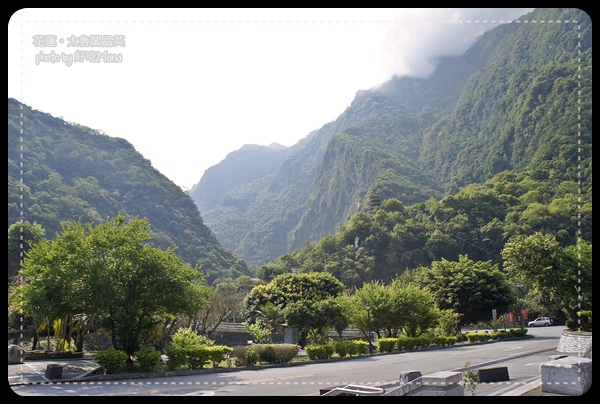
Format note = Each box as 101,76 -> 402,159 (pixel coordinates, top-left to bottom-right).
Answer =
353,339 -> 369,355
186,346 -> 212,369
333,339 -> 353,357
510,328 -> 528,338
376,337 -> 397,353
7,98 -> 253,285
462,361 -> 479,396
8,216 -> 210,356
397,336 -> 418,351
566,310 -> 592,332
7,221 -> 46,287
432,336 -> 448,346
413,255 -> 513,327
304,343 -> 334,360
171,327 -> 211,348
164,327 -> 215,370
242,320 -> 271,344
489,331 -> 512,340
95,348 -> 129,374
244,346 -> 259,367
465,332 -> 490,343
188,8 -> 591,272
345,340 -> 360,357
134,347 -> 162,371
251,344 -> 298,364
6,9 -> 593,350
502,234 -> 592,323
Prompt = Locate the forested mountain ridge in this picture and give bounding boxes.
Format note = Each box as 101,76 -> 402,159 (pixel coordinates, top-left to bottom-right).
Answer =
7,97 -> 253,285
190,8 -> 592,269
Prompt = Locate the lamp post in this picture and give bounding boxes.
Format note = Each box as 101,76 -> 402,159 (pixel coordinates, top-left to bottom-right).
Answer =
366,303 -> 373,355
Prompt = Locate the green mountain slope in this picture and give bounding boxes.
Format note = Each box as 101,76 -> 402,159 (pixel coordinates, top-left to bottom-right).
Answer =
191,8 -> 592,270
7,98 -> 252,285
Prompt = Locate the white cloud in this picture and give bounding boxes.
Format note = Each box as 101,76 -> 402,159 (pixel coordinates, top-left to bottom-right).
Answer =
8,8 -> 533,190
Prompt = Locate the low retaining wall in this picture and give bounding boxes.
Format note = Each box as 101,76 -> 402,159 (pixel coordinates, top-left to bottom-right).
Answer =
540,356 -> 592,395
556,330 -> 592,359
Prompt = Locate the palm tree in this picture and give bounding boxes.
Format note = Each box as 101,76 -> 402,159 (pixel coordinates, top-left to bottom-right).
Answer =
256,302 -> 285,343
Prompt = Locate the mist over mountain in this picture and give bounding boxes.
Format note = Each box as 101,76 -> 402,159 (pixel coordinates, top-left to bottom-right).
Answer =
7,8 -> 591,278
189,8 -> 592,269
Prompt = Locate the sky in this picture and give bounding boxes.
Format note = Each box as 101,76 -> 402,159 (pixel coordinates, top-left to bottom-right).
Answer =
8,8 -> 534,191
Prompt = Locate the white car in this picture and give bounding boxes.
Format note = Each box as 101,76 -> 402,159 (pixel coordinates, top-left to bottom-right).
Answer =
528,317 -> 552,327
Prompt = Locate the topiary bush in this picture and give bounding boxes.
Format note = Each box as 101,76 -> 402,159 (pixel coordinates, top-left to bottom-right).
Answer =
134,346 -> 162,371
377,337 -> 397,352
334,339 -> 353,357
95,347 -> 128,374
164,327 -> 217,370
207,345 -> 234,368
245,346 -> 259,366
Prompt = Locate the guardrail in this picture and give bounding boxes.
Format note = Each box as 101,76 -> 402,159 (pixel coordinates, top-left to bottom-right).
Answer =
320,384 -> 386,396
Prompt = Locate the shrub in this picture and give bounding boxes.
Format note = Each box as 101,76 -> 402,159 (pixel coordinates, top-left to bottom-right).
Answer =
334,339 -> 353,357
305,343 -> 334,360
346,340 -> 359,356
164,327 -> 218,370
415,336 -> 431,348
164,344 -> 188,370
231,345 -> 248,366
490,330 -> 512,340
446,336 -> 458,345
134,346 -> 161,371
95,347 -> 128,374
207,345 -> 234,368
255,344 -> 277,364
271,344 -> 300,363
305,344 -> 325,360
509,328 -> 528,338
323,343 -> 335,359
353,340 -> 368,355
568,310 -> 592,331
377,337 -> 397,352
397,336 -> 419,351
465,332 -> 489,343
245,346 -> 259,366
432,336 -> 448,346
187,346 -> 211,369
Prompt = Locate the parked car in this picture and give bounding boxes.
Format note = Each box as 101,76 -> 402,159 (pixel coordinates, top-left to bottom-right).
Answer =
528,317 -> 552,327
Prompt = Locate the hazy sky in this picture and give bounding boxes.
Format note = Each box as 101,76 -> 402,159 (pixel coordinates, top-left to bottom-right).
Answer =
8,8 -> 534,190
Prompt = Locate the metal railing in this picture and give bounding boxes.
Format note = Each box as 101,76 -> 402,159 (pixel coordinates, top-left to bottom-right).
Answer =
320,384 -> 386,396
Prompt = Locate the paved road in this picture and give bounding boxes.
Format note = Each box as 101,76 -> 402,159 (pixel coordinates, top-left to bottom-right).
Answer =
7,326 -> 584,396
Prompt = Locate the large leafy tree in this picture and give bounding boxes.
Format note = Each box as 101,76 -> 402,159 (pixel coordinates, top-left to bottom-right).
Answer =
351,279 -> 441,339
502,232 -> 592,330
8,221 -> 46,287
284,297 -> 347,344
8,215 -> 209,356
413,254 -> 513,328
242,272 -> 346,346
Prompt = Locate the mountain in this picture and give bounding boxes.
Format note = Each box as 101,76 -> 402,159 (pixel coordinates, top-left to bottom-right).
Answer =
7,98 -> 253,285
189,8 -> 592,269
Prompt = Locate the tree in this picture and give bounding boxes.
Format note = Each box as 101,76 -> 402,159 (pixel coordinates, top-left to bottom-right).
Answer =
8,215 -> 209,356
413,255 -> 513,328
186,279 -> 244,338
502,232 -> 592,330
7,221 -> 46,287
256,302 -> 286,343
242,272 -> 346,347
389,281 -> 439,338
284,297 -> 346,344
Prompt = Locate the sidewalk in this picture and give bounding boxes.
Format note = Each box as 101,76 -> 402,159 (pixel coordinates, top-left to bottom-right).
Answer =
8,357 -> 566,396
8,358 -> 100,385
